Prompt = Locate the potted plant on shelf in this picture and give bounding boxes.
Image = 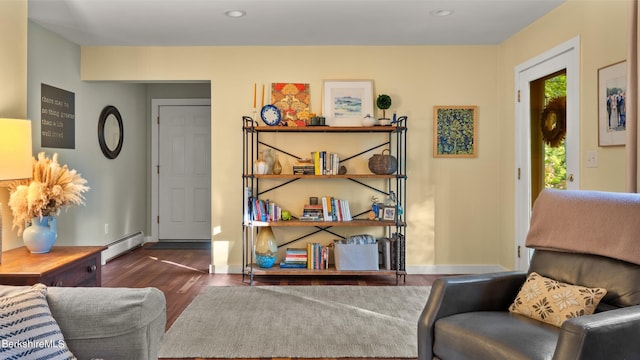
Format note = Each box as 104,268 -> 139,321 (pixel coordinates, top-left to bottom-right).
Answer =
376,94 -> 392,125
8,152 -> 89,253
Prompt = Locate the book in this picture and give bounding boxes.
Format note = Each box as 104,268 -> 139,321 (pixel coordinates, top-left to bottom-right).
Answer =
321,197 -> 331,221
279,262 -> 307,269
313,152 -> 321,175
378,237 -> 391,270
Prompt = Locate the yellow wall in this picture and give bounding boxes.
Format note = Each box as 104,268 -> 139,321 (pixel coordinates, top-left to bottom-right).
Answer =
497,0 -> 628,267
1,0 -> 629,272
0,0 -> 27,118
0,0 -> 28,250
82,45 -> 503,272
81,0 -> 630,272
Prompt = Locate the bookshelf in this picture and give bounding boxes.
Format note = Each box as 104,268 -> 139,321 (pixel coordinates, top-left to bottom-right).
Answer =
242,118 -> 407,285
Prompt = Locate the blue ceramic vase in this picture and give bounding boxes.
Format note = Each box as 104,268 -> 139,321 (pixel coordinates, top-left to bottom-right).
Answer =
23,216 -> 57,253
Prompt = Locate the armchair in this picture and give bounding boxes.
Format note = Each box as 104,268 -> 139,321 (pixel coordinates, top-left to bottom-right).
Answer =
418,189 -> 640,360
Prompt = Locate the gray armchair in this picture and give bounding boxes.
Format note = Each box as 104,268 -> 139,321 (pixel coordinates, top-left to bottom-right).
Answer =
418,189 -> 640,360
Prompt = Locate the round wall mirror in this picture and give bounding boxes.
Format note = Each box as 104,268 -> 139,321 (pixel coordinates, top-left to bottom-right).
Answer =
98,105 -> 123,159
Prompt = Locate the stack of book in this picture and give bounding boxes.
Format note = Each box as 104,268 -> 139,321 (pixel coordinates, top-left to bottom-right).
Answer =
279,248 -> 307,268
292,159 -> 315,175
300,204 -> 323,221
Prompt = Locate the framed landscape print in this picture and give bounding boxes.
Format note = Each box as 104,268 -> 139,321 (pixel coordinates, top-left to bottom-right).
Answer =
433,106 -> 478,158
322,80 -> 374,126
598,61 -> 627,147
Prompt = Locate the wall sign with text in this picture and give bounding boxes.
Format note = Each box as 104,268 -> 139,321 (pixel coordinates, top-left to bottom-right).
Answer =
41,83 -> 75,149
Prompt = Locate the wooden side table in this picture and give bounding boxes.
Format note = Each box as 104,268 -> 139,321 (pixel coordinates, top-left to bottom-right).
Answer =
0,246 -> 107,287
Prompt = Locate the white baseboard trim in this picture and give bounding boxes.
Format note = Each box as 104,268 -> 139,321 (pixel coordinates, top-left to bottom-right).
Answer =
211,264 -> 507,275
102,232 -> 145,265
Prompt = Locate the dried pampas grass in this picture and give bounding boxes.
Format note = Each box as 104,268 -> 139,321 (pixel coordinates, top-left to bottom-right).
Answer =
8,152 -> 89,235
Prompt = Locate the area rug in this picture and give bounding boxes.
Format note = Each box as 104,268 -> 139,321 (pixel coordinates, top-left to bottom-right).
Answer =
158,285 -> 431,358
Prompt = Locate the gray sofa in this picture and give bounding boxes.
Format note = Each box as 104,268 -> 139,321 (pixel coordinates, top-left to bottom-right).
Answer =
418,189 -> 640,360
0,285 -> 166,360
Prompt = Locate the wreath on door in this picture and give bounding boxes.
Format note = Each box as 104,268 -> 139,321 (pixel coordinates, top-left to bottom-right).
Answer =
540,96 -> 566,147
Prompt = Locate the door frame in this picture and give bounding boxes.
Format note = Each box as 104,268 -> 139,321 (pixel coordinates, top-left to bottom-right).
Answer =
514,36 -> 580,270
150,98 -> 211,242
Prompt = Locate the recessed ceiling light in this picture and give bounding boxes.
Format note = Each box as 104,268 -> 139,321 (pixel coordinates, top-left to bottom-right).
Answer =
430,9 -> 454,17
225,10 -> 246,18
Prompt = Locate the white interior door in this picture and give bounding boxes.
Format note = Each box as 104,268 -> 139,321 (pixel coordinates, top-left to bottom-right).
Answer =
158,105 -> 211,240
514,37 -> 580,270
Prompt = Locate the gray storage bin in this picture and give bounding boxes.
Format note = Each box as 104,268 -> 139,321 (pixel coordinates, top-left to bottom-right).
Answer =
334,243 -> 379,271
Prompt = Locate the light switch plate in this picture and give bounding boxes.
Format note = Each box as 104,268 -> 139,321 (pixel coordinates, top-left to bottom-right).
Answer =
586,150 -> 598,168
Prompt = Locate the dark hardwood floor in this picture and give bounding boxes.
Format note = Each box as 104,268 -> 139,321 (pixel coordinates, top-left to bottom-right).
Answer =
101,243 -> 444,360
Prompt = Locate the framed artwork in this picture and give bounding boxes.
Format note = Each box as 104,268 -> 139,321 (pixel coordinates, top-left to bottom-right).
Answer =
433,106 -> 478,158
598,61 -> 627,147
382,206 -> 396,221
271,83 -> 310,122
322,80 -> 374,126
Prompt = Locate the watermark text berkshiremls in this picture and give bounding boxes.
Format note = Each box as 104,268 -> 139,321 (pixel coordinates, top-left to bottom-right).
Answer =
1,339 -> 67,349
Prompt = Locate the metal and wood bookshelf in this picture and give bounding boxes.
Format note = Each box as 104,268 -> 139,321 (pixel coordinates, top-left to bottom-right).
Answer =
242,117 -> 407,284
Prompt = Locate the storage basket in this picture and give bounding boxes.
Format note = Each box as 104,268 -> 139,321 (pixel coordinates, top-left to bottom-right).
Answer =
334,243 -> 379,271
334,235 -> 379,271
368,149 -> 398,175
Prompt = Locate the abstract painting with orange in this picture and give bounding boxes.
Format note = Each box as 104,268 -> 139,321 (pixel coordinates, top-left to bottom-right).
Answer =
271,83 -> 310,122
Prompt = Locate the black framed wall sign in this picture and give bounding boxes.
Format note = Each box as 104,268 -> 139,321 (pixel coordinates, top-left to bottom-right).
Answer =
41,83 -> 75,149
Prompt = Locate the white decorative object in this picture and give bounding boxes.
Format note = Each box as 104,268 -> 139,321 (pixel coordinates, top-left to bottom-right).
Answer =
362,114 -> 375,126
254,151 -> 269,174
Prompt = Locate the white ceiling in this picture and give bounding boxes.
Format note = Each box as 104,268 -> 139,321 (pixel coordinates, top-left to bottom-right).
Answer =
28,0 -> 566,47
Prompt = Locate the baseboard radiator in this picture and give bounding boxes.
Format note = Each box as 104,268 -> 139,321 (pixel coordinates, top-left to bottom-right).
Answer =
102,231 -> 145,264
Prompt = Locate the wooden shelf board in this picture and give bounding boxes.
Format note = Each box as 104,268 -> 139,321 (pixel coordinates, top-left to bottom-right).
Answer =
244,125 -> 405,133
245,174 -> 403,179
245,265 -> 401,276
246,219 -> 403,227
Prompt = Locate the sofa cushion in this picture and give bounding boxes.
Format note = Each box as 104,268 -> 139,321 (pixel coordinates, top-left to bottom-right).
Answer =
530,250 -> 640,308
509,272 -> 606,327
0,284 -> 76,360
434,311 -> 559,360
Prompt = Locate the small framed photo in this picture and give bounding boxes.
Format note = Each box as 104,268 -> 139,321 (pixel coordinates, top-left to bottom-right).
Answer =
434,106 -> 478,158
382,206 -> 396,221
322,80 -> 374,126
598,61 -> 627,147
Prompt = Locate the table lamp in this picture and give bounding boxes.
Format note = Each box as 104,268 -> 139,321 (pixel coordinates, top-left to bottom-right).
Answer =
0,118 -> 33,264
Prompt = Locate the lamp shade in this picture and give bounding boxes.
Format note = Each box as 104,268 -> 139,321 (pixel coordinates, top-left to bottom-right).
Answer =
0,118 -> 32,181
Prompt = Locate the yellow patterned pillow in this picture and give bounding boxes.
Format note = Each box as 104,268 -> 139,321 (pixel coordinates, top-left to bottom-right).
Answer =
509,272 -> 607,327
